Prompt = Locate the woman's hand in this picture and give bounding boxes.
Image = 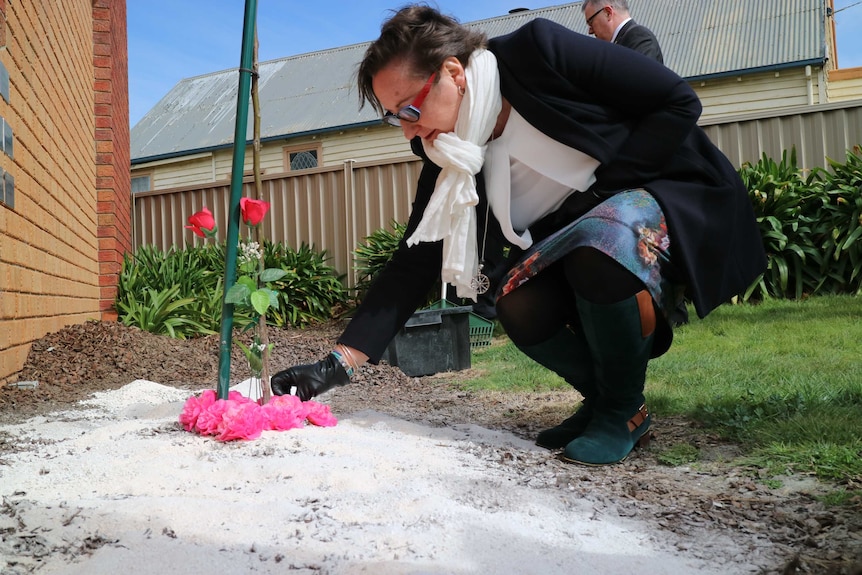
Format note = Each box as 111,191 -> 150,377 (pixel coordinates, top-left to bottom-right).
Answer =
270,354 -> 350,401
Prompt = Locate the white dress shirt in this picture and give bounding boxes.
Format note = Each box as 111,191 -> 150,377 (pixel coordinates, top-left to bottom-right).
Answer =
483,107 -> 600,249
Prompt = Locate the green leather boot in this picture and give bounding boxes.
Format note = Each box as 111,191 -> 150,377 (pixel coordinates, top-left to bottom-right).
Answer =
562,290 -> 655,465
515,325 -> 598,449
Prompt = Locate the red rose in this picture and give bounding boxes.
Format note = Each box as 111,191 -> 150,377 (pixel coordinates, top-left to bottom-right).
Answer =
240,197 -> 270,227
186,207 -> 216,237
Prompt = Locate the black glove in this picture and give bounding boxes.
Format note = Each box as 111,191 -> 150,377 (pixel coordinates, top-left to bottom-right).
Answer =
270,353 -> 350,401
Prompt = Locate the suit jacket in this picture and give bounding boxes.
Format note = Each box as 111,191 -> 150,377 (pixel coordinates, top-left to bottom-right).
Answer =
615,19 -> 664,64
340,18 -> 766,362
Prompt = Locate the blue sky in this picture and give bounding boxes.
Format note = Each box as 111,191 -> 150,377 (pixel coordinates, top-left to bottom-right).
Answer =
127,1 -> 862,127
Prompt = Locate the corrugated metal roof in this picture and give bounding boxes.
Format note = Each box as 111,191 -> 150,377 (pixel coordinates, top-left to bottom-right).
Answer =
131,0 -> 826,163
646,0 -> 826,78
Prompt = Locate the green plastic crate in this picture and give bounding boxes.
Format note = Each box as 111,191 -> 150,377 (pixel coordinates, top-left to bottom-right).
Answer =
429,300 -> 494,348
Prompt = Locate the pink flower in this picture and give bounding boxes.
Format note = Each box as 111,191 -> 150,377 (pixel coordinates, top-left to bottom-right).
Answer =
227,390 -> 254,404
305,401 -> 338,427
186,207 -> 216,238
262,395 -> 308,430
179,396 -> 203,431
216,401 -> 266,441
179,389 -> 217,431
179,389 -> 338,441
240,197 -> 270,227
195,398 -> 231,436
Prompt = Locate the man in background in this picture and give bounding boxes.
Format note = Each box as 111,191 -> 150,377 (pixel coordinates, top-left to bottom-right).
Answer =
582,0 -> 664,64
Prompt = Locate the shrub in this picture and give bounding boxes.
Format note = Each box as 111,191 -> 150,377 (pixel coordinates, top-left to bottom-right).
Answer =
117,284 -> 215,339
740,146 -> 862,300
811,148 -> 862,294
263,242 -> 348,328
352,220 -> 441,307
740,148 -> 823,300
352,220 -> 406,300
116,241 -> 348,337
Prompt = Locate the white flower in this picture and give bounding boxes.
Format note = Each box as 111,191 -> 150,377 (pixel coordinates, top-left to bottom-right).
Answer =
238,241 -> 262,266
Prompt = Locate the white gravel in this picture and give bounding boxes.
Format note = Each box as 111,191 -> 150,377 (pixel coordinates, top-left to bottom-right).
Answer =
0,379 -> 760,574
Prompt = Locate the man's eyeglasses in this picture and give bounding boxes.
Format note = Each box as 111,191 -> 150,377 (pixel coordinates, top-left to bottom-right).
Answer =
586,6 -> 606,27
382,72 -> 437,127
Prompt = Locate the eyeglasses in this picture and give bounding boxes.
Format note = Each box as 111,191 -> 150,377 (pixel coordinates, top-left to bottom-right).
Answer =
586,6 -> 606,27
382,72 -> 437,127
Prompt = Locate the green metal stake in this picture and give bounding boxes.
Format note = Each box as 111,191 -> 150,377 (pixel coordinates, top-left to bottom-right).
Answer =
217,0 -> 258,400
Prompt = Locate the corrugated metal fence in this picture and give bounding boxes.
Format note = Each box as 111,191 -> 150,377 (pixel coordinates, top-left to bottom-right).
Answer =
133,157 -> 424,288
134,100 -> 862,287
701,100 -> 862,172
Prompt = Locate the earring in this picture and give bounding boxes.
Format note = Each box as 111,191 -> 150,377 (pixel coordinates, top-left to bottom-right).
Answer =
458,85 -> 465,96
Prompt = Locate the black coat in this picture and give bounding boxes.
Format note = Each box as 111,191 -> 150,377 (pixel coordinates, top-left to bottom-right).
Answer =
340,18 -> 766,362
615,19 -> 664,63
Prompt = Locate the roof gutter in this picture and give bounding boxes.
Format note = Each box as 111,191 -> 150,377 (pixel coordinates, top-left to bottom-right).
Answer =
131,120 -> 383,166
685,58 -> 827,83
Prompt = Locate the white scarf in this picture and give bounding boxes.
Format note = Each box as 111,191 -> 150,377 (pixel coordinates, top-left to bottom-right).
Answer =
405,50 -> 502,301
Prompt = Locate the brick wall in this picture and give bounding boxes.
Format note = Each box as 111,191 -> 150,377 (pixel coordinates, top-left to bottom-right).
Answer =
94,0 -> 131,321
0,2 -> 129,384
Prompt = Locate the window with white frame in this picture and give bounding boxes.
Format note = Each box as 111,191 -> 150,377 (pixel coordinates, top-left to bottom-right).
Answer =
284,144 -> 321,171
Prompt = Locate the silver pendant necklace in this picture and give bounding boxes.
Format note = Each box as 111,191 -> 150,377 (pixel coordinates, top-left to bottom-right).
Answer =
471,199 -> 491,295
471,128 -> 500,296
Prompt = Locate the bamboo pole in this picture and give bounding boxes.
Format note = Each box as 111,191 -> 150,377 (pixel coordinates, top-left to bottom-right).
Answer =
251,27 -> 272,404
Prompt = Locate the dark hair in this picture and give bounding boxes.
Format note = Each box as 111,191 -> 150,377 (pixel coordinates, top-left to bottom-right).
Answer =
356,3 -> 487,116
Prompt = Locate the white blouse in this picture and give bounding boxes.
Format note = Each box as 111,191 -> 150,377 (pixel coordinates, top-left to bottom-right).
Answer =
483,107 -> 600,249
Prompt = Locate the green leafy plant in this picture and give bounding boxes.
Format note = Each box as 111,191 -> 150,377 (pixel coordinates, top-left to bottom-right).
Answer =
117,245 -> 221,334
189,276 -> 236,333
116,240 -> 347,335
265,242 -> 348,328
739,148 -> 822,300
353,220 -> 407,300
811,147 -> 862,294
117,285 -> 215,339
117,244 -> 216,303
352,220 -> 440,307
740,146 -> 862,300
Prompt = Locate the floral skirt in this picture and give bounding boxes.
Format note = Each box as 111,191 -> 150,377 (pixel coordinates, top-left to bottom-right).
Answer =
499,189 -> 683,319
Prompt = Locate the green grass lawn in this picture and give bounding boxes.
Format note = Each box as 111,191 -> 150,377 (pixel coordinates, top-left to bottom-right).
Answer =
468,295 -> 862,486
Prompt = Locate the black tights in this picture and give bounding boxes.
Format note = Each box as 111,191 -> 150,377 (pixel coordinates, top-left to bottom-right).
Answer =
496,247 -> 644,347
